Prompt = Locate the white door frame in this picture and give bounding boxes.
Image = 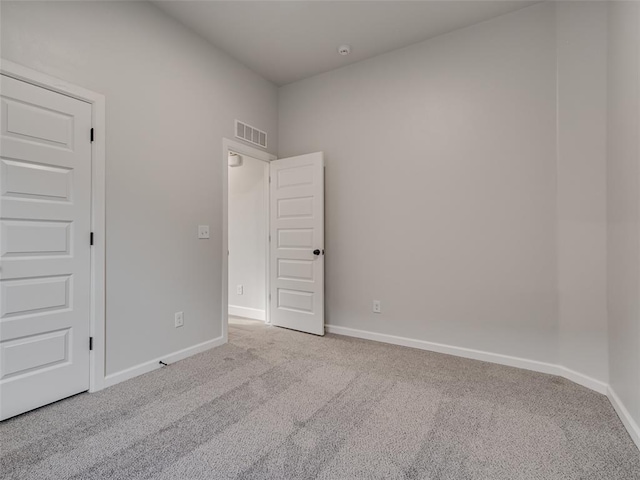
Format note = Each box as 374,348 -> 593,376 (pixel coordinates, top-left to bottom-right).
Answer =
222,138 -> 275,341
0,59 -> 107,393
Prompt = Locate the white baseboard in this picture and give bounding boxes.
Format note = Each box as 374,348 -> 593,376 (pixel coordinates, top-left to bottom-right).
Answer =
608,386 -> 640,451
325,325 -> 608,395
556,365 -> 609,395
102,335 -> 226,389
229,305 -> 266,321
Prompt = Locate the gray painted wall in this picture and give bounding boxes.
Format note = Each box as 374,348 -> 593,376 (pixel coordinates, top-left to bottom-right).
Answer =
607,0 -> 640,431
556,1 -> 609,384
0,1 -> 278,375
278,2 -> 609,382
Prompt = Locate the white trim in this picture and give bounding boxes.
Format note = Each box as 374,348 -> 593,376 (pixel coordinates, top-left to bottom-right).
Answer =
229,305 -> 266,321
0,59 -> 107,393
222,138 -> 276,342
554,365 -> 608,395
608,386 -> 640,451
102,336 -> 226,388
325,324 -> 608,395
262,161 -> 271,325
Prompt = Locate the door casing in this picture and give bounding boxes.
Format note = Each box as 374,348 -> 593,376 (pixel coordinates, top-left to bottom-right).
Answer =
0,59 -> 106,393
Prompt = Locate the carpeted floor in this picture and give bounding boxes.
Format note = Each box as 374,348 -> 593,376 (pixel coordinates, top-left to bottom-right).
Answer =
1,318 -> 639,480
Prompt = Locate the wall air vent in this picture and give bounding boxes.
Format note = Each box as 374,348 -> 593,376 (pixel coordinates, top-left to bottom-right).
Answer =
235,120 -> 267,149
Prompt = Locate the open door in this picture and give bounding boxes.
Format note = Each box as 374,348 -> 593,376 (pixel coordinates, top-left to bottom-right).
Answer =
269,152 -> 324,335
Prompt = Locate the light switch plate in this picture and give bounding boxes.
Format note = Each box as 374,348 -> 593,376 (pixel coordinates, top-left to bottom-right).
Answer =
198,225 -> 210,239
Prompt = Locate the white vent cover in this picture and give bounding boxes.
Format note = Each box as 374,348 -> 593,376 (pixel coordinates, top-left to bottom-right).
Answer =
235,120 -> 267,148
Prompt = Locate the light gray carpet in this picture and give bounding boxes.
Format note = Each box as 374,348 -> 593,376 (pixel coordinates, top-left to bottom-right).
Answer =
1,318 -> 639,480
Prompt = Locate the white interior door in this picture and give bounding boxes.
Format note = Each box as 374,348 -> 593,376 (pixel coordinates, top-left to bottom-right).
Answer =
270,152 -> 324,335
0,75 -> 92,420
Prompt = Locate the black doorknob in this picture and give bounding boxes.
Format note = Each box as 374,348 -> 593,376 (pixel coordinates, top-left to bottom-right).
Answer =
313,249 -> 321,256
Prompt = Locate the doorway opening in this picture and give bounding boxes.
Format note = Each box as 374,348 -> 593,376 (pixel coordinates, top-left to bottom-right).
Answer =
222,138 -> 325,340
227,149 -> 270,324
222,139 -> 275,339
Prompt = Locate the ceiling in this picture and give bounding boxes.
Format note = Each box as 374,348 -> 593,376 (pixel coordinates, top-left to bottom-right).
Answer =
155,1 -> 539,86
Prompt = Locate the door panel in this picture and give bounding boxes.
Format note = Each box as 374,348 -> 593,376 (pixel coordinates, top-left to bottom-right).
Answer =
1,329 -> 70,380
0,74 -> 92,420
270,153 -> 324,335
1,275 -> 71,317
1,159 -> 73,201
277,259 -> 314,282
277,228 -> 314,249
1,219 -> 71,257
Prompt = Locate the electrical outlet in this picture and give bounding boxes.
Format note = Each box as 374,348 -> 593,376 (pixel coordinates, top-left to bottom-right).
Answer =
198,225 -> 210,239
237,285 -> 244,295
175,311 -> 184,328
373,300 -> 381,313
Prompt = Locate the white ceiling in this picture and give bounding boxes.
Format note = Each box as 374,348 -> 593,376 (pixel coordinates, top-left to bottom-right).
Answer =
155,1 -> 539,86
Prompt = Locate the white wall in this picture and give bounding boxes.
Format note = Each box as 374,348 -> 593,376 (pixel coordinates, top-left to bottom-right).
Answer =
607,0 -> 640,436
0,1 -> 278,376
279,2 -> 609,382
556,2 -> 609,383
228,155 -> 268,318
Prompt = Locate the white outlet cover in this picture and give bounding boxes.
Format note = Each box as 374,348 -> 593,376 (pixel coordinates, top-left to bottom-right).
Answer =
175,311 -> 184,328
373,300 -> 381,313
237,285 -> 244,295
198,225 -> 210,239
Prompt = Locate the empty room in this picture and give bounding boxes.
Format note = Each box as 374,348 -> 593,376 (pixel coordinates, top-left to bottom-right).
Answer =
1,0 -> 640,478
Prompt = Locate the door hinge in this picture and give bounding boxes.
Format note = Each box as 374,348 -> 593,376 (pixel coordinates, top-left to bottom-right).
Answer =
89,337 -> 94,351
90,232 -> 94,246
90,128 -> 94,142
